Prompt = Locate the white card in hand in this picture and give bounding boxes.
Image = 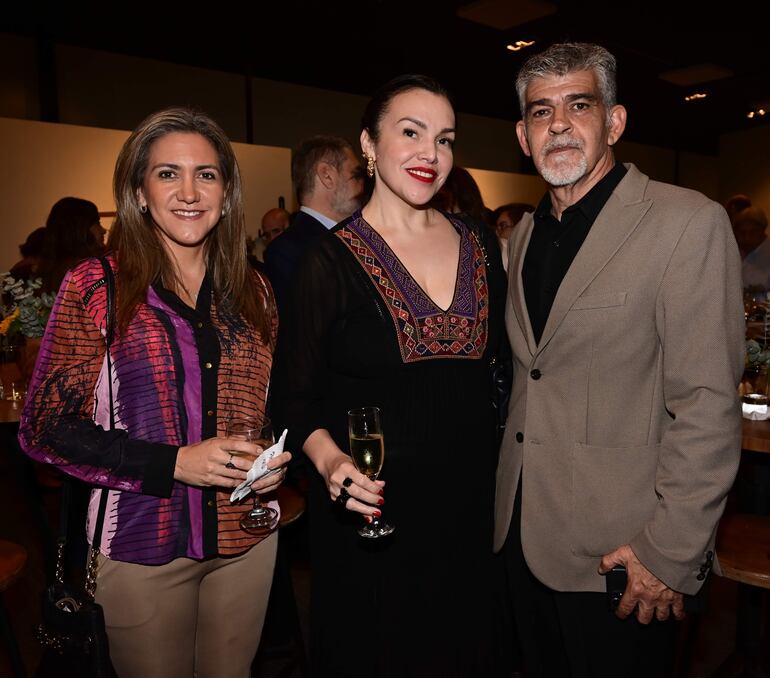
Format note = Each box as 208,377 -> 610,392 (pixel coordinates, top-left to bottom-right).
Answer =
229,428 -> 288,503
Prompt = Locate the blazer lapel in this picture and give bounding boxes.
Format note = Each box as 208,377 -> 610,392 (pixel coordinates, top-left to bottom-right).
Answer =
536,165 -> 652,355
510,216 -> 537,357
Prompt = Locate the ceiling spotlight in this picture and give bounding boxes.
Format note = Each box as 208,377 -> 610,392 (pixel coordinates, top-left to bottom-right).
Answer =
684,93 -> 707,102
507,40 -> 535,52
747,108 -> 767,119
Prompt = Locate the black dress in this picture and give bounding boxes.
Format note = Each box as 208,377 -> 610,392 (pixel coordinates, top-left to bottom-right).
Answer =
273,210 -> 509,678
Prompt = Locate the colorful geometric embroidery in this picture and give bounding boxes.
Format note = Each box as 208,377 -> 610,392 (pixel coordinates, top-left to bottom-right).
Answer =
336,212 -> 488,363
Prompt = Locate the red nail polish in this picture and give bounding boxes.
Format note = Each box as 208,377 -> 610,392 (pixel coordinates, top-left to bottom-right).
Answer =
377,488 -> 384,496
366,516 -> 372,524
377,498 -> 385,506
373,510 -> 382,518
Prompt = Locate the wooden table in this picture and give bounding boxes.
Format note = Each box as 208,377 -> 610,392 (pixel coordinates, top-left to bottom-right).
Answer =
742,418 -> 770,454
714,417 -> 770,676
0,399 -> 22,425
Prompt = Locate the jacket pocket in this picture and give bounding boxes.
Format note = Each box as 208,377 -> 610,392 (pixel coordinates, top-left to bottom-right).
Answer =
571,292 -> 627,310
570,442 -> 660,557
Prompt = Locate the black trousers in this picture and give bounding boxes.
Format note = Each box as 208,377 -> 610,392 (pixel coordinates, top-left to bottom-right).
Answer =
502,485 -> 678,678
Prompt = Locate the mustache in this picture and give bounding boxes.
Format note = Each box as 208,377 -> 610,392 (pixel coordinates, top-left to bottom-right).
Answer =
542,137 -> 583,153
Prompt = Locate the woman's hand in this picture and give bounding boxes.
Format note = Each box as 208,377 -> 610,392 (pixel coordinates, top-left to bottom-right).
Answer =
321,452 -> 384,518
250,451 -> 292,494
175,437 -> 260,488
303,430 -> 384,518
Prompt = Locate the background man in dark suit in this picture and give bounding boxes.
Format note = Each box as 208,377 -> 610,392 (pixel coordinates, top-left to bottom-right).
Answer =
264,135 -> 364,314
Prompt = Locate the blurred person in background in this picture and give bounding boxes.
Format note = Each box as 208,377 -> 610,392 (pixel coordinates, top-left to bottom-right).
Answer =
431,165 -> 490,226
264,135 -> 364,315
260,207 -> 291,252
491,202 -> 534,272
732,206 -> 770,289
724,193 -> 752,224
9,226 -> 47,280
38,197 -> 105,294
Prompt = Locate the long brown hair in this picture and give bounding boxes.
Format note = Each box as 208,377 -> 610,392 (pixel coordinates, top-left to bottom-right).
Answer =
108,107 -> 271,346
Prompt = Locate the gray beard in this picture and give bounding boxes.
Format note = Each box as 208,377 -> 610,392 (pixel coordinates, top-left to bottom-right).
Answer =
332,192 -> 362,220
537,137 -> 587,187
540,155 -> 588,186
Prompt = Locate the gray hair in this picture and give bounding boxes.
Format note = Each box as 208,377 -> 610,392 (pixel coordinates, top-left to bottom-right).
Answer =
292,135 -> 353,204
515,43 -> 617,118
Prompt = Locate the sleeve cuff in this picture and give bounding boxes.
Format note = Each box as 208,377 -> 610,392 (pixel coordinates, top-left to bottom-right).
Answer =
141,443 -> 180,497
629,532 -> 705,596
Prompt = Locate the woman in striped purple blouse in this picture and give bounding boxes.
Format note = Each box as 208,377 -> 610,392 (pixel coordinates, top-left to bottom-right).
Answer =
19,108 -> 291,677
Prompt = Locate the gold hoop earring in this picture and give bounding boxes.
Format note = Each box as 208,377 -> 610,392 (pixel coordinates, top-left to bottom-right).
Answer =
366,155 -> 375,178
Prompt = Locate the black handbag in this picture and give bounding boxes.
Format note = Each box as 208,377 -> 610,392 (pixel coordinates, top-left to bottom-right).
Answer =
35,256 -> 117,678
35,484 -> 113,677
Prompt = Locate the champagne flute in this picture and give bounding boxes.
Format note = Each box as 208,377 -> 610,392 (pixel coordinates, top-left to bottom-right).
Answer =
348,406 -> 394,538
226,416 -> 278,535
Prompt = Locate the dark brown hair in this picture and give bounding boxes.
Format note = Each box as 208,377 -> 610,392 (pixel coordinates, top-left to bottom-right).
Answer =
361,74 -> 453,142
39,197 -> 102,293
108,107 -> 271,345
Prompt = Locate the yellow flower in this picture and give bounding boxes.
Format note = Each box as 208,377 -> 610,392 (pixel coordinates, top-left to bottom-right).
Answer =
0,307 -> 20,335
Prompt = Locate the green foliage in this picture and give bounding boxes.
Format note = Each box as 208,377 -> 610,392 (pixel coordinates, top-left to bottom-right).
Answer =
0,274 -> 55,338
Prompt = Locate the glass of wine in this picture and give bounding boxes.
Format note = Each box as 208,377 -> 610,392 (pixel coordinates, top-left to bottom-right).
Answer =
347,406 -> 394,538
226,416 -> 278,535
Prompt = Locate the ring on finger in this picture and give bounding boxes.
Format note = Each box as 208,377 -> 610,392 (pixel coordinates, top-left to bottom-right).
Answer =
342,476 -> 353,488
225,453 -> 236,470
335,487 -> 350,507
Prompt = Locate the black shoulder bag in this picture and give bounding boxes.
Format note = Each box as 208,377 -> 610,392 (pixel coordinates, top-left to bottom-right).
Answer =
36,257 -> 117,677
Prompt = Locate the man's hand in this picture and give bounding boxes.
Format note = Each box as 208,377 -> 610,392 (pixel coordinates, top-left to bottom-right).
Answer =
599,544 -> 685,624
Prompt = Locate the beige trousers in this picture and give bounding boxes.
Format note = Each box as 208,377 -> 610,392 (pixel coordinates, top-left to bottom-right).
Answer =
94,532 -> 277,678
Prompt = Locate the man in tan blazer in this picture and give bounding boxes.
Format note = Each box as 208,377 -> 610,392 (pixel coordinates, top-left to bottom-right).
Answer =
496,42 -> 744,677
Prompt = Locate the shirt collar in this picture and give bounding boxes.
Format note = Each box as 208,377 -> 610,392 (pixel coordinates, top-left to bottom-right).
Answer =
300,205 -> 338,230
535,162 -> 627,223
152,270 -> 213,319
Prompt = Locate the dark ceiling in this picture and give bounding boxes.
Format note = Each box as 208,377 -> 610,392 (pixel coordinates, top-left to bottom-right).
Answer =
6,1 -> 769,155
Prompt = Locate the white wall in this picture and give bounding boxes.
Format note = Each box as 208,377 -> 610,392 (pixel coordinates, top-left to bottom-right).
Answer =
0,117 -> 291,272
467,168 -> 545,210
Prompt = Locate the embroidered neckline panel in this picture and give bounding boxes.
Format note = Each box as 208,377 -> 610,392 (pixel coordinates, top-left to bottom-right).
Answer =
336,212 -> 488,363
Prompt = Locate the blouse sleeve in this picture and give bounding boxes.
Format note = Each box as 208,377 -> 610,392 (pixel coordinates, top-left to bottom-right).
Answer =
18,262 -> 178,497
271,234 -> 348,454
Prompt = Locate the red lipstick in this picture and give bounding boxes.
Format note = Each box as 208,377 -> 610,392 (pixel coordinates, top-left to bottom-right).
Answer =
405,166 -> 437,183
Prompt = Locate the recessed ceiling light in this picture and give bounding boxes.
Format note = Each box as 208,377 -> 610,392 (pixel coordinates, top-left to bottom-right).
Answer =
747,102 -> 769,119
659,64 -> 733,86
684,93 -> 707,102
458,1 -> 556,30
506,40 -> 535,52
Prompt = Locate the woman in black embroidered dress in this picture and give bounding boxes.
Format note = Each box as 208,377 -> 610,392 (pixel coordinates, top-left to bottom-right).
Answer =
273,75 -> 509,677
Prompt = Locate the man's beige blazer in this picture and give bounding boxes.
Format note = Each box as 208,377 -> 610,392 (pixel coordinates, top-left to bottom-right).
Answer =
494,164 -> 745,595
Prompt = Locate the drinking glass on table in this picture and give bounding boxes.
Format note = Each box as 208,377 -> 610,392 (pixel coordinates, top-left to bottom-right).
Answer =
226,416 -> 278,534
347,406 -> 395,538
0,345 -> 21,401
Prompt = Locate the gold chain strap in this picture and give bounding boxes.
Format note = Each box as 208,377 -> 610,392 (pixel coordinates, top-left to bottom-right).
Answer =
85,546 -> 100,599
54,541 -> 65,585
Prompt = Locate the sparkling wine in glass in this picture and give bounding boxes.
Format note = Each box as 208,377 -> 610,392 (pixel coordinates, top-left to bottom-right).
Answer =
348,406 -> 394,538
227,416 -> 278,535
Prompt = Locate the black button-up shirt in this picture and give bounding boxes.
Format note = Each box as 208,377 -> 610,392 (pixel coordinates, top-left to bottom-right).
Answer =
523,163 -> 627,344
